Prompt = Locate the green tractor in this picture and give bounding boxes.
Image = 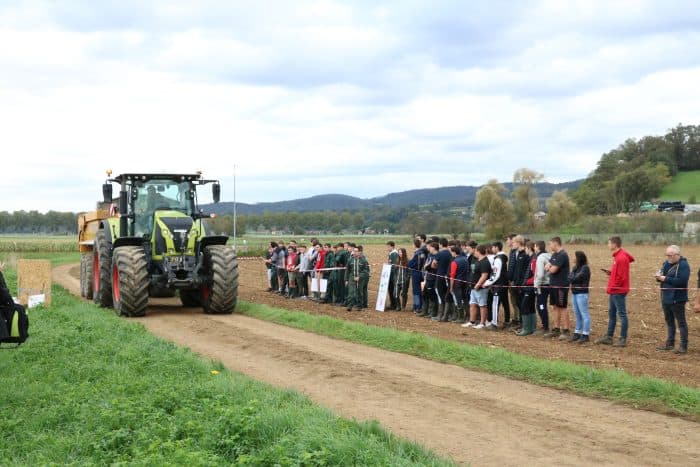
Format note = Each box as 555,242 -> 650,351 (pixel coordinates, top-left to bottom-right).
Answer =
90,172 -> 238,317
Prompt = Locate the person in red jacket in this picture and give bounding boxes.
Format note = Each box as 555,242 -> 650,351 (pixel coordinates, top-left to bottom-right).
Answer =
596,236 -> 635,347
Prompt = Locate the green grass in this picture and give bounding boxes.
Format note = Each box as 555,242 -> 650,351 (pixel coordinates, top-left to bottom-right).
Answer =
659,170 -> 700,202
0,272 -> 450,466
237,301 -> 700,421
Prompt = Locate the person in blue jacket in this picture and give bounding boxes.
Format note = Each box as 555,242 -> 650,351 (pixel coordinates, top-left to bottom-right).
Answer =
655,244 -> 690,354
408,238 -> 427,312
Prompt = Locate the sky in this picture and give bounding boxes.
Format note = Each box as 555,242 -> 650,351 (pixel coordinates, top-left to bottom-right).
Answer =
1,0 -> 700,211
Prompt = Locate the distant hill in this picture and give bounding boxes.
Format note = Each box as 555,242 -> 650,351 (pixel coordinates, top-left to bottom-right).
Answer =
205,180 -> 583,215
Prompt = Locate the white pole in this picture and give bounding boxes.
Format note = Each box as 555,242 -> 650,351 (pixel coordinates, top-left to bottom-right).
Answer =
233,164 -> 237,250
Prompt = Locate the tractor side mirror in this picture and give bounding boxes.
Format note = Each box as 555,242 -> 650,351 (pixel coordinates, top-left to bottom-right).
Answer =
212,183 -> 221,203
102,183 -> 113,204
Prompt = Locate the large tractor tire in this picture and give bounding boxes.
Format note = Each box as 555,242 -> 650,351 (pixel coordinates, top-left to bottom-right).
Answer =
93,229 -> 113,307
79,254 -> 87,298
111,246 -> 149,317
180,289 -> 202,307
84,251 -> 94,300
201,245 -> 239,314
79,253 -> 94,299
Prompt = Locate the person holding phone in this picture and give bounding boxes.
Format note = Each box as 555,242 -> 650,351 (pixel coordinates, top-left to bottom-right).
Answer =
596,236 -> 635,347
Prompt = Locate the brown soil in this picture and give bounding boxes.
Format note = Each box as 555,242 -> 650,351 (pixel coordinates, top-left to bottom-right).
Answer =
238,243 -> 700,388
55,263 -> 700,466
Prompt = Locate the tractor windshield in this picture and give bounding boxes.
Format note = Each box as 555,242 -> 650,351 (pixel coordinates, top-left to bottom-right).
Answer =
134,179 -> 196,235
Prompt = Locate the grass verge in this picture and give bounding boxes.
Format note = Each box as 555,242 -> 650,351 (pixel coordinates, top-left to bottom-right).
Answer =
237,301 -> 700,421
0,272 -> 450,466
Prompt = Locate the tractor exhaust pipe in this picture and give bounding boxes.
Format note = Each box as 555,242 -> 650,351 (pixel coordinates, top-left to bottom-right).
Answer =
119,179 -> 128,238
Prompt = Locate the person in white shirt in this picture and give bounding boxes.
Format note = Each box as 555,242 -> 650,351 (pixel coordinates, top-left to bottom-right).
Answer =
533,240 -> 552,335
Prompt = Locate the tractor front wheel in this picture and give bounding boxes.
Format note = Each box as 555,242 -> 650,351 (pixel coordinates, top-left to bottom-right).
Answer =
112,246 -> 149,317
201,245 -> 239,314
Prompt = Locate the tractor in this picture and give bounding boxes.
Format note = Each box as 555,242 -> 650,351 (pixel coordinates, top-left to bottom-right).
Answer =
78,171 -> 238,317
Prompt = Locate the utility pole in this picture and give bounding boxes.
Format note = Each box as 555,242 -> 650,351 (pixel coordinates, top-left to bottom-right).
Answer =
233,164 -> 237,250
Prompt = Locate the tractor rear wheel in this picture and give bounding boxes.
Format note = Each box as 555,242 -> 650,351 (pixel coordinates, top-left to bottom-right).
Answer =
180,289 -> 202,307
201,245 -> 239,314
79,254 -> 87,297
112,246 -> 149,317
93,229 -> 113,307
84,252 -> 94,300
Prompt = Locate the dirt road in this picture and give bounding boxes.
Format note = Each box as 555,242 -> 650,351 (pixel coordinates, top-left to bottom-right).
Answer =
55,264 -> 700,466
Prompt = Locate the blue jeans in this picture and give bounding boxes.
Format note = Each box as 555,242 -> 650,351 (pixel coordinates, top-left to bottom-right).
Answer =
606,294 -> 628,339
572,293 -> 591,335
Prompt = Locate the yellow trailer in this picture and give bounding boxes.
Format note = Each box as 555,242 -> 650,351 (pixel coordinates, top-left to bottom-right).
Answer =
77,207 -> 111,299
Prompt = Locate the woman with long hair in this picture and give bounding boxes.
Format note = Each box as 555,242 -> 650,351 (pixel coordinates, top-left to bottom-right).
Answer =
394,248 -> 411,311
569,250 -> 591,343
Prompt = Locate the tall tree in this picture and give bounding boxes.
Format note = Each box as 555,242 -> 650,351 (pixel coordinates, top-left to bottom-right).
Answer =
512,168 -> 544,230
474,179 -> 516,239
544,191 -> 579,230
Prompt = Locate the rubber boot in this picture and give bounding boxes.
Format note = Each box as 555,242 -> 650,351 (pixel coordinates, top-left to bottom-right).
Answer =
427,301 -> 438,319
456,304 -> 467,324
440,302 -> 453,322
516,314 -> 534,336
448,302 -> 458,322
431,303 -> 443,320
417,299 -> 430,317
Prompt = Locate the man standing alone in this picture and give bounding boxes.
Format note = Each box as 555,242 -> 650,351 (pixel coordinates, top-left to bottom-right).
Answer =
655,245 -> 690,354
597,236 -> 635,347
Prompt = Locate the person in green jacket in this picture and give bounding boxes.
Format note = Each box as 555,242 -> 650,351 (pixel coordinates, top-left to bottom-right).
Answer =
332,243 -> 349,306
359,245 -> 371,309
346,246 -> 370,311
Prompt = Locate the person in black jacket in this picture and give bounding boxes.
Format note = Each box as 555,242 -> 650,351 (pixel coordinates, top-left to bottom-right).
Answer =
0,262 -> 24,341
568,251 -> 591,344
409,239 -> 426,312
510,235 -> 529,330
655,245 -> 690,354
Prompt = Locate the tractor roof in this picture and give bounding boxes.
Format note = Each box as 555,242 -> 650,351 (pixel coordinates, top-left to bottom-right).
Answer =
111,173 -> 204,183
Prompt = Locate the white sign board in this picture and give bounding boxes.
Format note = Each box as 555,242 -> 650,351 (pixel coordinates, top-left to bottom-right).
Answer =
375,264 -> 393,312
311,278 -> 328,293
28,294 -> 46,309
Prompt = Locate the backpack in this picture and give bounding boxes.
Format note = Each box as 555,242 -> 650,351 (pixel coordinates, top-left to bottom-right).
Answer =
0,304 -> 29,347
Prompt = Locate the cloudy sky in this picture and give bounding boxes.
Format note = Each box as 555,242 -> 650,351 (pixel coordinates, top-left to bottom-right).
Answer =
2,0 -> 700,211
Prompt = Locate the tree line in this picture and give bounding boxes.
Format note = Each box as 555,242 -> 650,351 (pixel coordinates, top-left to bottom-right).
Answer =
0,211 -> 77,234
573,124 -> 700,215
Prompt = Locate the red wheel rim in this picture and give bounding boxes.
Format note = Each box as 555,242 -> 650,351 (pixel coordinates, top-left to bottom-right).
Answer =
202,285 -> 211,302
93,250 -> 99,293
112,265 -> 120,302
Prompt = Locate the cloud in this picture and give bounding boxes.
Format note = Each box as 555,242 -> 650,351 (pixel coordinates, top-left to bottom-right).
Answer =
0,0 -> 700,211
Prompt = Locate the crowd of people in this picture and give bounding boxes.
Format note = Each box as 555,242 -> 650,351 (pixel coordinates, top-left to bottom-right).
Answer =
265,234 -> 698,355
265,239 -> 371,310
